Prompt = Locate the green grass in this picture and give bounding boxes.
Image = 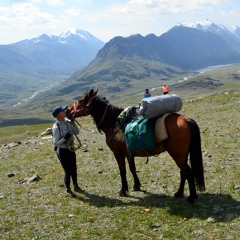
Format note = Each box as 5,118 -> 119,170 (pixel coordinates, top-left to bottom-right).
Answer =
0,93 -> 240,239
0,124 -> 50,145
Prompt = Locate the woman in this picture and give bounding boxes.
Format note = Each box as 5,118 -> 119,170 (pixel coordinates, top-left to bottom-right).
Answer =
52,105 -> 81,197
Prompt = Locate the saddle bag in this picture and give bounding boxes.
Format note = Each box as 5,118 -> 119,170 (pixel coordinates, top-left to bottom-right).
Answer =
124,117 -> 156,154
116,106 -> 138,131
138,94 -> 182,119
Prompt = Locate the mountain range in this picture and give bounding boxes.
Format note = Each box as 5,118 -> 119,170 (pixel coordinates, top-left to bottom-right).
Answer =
1,20 -> 240,112
39,20 -> 240,105
0,29 -> 105,108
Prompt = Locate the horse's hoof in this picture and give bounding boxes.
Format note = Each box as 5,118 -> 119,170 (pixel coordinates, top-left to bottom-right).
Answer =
133,186 -> 141,191
119,190 -> 128,197
133,188 -> 146,193
174,192 -> 184,198
187,195 -> 198,204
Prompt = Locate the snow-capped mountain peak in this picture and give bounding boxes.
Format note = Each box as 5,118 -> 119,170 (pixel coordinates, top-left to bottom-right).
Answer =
59,28 -> 84,38
227,25 -> 240,38
58,28 -> 103,44
176,19 -> 240,40
176,19 -> 214,30
29,28 -> 105,46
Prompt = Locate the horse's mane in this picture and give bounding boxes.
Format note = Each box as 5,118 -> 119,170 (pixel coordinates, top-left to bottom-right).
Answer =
91,97 -> 123,133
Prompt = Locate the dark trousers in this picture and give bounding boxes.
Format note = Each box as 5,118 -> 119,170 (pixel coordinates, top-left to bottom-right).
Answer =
163,92 -> 168,95
57,148 -> 77,188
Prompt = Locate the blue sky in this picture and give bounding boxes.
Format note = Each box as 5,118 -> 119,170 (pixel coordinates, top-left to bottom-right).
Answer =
0,0 -> 239,44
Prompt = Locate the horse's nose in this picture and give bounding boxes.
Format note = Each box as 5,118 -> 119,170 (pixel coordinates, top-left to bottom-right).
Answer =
65,109 -> 72,119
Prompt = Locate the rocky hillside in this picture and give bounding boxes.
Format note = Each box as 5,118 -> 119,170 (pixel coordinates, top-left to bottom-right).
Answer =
0,92 -> 239,239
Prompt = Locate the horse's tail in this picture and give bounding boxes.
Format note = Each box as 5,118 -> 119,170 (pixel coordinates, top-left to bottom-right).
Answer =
188,118 -> 205,192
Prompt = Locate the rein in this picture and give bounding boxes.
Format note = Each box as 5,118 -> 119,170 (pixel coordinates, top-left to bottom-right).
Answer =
97,104 -> 110,127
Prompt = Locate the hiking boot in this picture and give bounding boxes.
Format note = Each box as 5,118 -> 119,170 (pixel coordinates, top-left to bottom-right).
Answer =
66,189 -> 76,198
74,184 -> 82,192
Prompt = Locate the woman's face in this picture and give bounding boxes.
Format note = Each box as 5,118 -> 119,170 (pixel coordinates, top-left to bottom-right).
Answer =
57,111 -> 66,120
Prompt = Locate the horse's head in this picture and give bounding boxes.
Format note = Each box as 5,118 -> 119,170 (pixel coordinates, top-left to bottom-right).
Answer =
66,89 -> 98,120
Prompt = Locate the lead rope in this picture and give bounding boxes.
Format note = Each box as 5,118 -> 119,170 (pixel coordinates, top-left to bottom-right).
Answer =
74,118 -> 92,131
66,119 -> 88,152
66,132 -> 88,152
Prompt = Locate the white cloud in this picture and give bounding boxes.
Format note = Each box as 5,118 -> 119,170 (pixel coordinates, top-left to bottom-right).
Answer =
64,7 -> 82,17
0,0 -> 239,44
47,0 -> 64,6
30,0 -> 43,3
108,0 -> 232,16
0,3 -> 56,27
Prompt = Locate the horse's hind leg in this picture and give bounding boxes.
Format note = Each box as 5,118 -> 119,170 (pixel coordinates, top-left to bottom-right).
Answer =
184,166 -> 198,203
127,155 -> 141,191
174,167 -> 198,203
174,170 -> 186,198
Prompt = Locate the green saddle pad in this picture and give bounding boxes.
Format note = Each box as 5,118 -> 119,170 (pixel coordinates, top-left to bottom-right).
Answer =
124,117 -> 156,154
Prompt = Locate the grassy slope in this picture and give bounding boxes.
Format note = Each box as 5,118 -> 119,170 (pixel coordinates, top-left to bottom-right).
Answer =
0,93 -> 239,239
1,63 -> 239,128
0,70 -> 70,109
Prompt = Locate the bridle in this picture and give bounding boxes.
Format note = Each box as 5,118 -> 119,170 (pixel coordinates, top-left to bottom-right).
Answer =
71,96 -> 95,118
72,102 -> 87,118
70,95 -> 122,145
71,96 -> 110,128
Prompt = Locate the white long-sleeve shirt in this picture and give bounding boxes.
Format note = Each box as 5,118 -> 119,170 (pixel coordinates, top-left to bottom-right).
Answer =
52,119 -> 80,149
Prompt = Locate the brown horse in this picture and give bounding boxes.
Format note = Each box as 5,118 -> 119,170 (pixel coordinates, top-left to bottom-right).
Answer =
66,89 -> 205,203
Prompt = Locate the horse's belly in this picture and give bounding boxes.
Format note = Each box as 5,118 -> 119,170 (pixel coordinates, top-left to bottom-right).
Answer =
135,142 -> 166,157
112,129 -> 166,157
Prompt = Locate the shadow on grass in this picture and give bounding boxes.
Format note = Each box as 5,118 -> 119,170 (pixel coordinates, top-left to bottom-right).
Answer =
75,190 -> 240,222
166,193 -> 240,222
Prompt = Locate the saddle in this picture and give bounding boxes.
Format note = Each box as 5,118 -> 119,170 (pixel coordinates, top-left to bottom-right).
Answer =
114,107 -> 169,148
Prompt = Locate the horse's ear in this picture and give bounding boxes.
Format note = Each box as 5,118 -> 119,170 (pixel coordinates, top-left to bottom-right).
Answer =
93,89 -> 98,96
89,89 -> 94,97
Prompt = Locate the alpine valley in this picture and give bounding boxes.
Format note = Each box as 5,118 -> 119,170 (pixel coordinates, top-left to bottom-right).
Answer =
0,29 -> 105,108
1,20 -> 240,127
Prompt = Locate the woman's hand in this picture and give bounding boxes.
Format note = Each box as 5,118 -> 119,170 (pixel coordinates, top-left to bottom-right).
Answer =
64,132 -> 71,139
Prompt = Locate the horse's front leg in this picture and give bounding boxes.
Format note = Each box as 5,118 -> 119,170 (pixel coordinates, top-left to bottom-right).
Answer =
114,153 -> 128,196
127,155 -> 141,191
